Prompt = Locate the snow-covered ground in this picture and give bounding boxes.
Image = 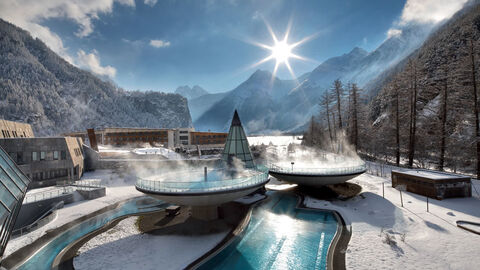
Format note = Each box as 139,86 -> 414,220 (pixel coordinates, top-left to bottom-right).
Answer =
305,173 -> 480,270
133,147 -> 183,160
5,170 -> 142,257
73,216 -> 227,270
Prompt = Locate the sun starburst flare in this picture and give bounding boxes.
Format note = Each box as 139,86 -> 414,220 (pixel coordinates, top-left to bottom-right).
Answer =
249,19 -> 317,81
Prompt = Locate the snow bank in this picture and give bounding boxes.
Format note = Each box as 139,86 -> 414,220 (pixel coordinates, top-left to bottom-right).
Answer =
74,217 -> 227,270
305,173 -> 480,270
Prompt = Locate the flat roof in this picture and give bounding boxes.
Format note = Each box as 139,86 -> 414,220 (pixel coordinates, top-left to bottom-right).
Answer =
392,169 -> 470,180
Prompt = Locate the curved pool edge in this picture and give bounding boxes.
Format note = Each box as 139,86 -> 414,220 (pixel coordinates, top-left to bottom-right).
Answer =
52,207 -> 167,270
2,196 -> 152,270
189,190 -> 350,270
186,196 -> 267,270
295,194 -> 351,270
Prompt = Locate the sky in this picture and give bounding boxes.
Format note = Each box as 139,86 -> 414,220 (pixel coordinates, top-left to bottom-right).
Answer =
0,0 -> 470,93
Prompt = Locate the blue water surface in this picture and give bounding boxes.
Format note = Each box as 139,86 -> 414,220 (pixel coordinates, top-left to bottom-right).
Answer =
198,192 -> 338,270
18,197 -> 167,270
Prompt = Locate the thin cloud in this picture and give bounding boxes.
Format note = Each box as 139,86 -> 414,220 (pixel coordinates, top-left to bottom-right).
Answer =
0,0 -> 135,63
77,49 -> 117,78
386,0 -> 468,38
399,0 -> 469,25
144,0 -> 158,7
150,39 -> 171,48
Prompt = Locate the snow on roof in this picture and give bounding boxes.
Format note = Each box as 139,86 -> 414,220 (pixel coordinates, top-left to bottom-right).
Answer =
392,169 -> 470,180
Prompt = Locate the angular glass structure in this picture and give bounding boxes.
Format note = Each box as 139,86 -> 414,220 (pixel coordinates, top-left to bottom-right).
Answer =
0,145 -> 30,258
222,110 -> 255,168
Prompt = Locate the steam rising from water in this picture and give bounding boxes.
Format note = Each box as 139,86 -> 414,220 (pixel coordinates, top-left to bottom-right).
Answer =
249,135 -> 364,169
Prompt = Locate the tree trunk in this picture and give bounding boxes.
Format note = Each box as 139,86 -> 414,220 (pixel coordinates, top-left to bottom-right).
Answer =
470,40 -> 480,179
408,62 -> 417,168
352,84 -> 358,152
439,66 -> 448,171
325,92 -> 333,142
334,80 -> 343,129
395,83 -> 400,166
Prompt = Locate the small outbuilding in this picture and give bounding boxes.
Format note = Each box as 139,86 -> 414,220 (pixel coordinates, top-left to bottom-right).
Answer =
391,169 -> 471,200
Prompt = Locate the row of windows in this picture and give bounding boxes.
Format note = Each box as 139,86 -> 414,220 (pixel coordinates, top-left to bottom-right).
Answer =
1,130 -> 27,138
27,169 -> 69,181
105,137 -> 167,142
9,150 -> 67,164
193,134 -> 227,139
105,132 -> 167,137
193,139 -> 226,145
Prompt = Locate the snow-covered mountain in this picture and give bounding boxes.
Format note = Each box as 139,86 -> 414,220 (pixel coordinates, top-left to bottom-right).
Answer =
194,70 -> 296,132
0,19 -> 192,136
195,23 -> 436,133
174,85 -> 209,100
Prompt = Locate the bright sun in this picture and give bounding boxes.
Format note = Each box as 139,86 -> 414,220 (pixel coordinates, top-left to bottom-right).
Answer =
271,40 -> 293,64
249,19 -> 317,80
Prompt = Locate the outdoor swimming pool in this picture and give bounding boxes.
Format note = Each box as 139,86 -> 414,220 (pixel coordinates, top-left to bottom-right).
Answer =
198,192 -> 339,269
16,197 -> 167,270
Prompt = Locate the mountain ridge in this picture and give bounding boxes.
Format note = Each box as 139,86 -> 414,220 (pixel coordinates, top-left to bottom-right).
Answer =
0,19 -> 192,136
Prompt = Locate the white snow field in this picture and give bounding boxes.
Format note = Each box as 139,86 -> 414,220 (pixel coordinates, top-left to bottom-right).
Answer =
73,217 -> 227,270
305,173 -> 480,270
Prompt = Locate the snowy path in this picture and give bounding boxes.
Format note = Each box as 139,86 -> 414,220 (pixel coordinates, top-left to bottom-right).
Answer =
305,173 -> 480,270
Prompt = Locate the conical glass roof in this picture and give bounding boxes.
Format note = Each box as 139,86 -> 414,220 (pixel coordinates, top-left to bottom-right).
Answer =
222,110 -> 255,168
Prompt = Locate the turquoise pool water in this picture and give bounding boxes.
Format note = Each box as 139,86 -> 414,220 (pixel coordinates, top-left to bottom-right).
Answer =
17,197 -> 167,270
198,193 -> 338,270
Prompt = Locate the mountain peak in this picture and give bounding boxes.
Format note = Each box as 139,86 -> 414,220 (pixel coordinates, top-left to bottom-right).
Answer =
250,69 -> 273,80
175,85 -> 209,99
349,47 -> 368,56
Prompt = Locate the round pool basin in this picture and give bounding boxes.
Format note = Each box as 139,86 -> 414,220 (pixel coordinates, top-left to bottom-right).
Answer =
135,168 -> 269,206
268,164 -> 366,186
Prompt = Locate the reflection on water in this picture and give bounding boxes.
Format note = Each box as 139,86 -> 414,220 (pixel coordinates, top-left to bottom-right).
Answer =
198,192 -> 338,270
18,197 -> 167,270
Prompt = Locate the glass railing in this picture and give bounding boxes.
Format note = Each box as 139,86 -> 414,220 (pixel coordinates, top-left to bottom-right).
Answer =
23,187 -> 74,204
268,163 -> 367,176
136,168 -> 269,194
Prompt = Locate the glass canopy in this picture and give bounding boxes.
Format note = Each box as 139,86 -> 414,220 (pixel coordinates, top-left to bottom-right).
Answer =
0,145 -> 30,258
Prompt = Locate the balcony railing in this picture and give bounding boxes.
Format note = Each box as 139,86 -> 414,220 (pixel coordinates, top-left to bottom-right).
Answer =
136,168 -> 269,194
23,187 -> 74,204
268,163 -> 367,176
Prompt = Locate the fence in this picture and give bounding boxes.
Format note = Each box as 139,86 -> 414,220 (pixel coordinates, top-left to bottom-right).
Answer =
71,179 -> 103,190
12,201 -> 64,237
23,187 -> 74,204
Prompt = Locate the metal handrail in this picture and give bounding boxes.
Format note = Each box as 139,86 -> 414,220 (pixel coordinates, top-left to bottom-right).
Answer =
135,169 -> 269,194
12,201 -> 64,237
23,187 -> 74,204
268,163 -> 367,175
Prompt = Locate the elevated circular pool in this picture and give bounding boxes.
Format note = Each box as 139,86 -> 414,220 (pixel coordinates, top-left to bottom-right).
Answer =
268,163 -> 366,186
135,167 -> 270,206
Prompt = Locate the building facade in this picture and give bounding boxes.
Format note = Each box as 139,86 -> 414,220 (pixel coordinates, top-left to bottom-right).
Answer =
0,137 -> 84,188
190,131 -> 228,145
0,119 -> 34,138
65,128 -> 227,148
